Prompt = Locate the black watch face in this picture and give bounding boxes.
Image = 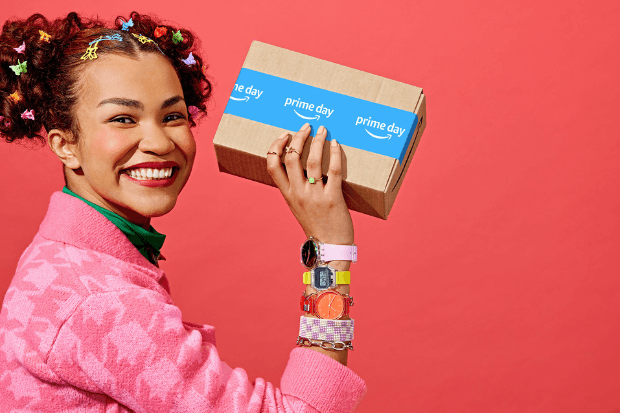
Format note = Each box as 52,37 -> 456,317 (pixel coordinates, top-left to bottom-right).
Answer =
313,267 -> 333,289
301,240 -> 318,268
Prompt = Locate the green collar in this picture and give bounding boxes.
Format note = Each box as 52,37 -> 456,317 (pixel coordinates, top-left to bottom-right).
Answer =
62,186 -> 166,265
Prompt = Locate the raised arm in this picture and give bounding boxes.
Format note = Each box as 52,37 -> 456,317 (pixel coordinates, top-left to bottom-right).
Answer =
266,123 -> 355,366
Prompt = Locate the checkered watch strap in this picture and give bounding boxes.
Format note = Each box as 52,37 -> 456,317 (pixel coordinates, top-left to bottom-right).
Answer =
299,316 -> 354,342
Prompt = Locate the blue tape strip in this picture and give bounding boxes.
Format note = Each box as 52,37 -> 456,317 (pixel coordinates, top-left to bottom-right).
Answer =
223,68 -> 419,163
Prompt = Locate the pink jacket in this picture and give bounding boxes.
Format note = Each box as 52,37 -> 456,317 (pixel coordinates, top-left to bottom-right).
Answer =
0,191 -> 367,412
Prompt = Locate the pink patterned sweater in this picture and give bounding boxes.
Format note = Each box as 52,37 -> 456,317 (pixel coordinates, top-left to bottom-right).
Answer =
0,191 -> 367,412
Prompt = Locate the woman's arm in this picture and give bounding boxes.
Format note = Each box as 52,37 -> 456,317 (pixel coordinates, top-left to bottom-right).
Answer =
46,288 -> 366,413
267,124 -> 355,366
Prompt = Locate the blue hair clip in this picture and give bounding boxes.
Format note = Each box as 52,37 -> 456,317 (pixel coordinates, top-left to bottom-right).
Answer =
88,34 -> 123,45
81,34 -> 124,60
120,18 -> 134,31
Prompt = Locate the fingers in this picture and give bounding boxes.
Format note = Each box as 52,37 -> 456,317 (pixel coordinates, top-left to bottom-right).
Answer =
266,132 -> 291,191
306,125 -> 327,185
284,123 -> 312,186
325,139 -> 343,192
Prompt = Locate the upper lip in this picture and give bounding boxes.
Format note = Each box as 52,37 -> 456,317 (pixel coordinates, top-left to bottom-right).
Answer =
122,161 -> 179,171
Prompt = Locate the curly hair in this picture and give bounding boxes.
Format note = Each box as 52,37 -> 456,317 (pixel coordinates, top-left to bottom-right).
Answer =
0,11 -> 212,144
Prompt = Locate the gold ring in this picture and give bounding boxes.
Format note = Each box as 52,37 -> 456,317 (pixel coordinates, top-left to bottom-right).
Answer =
307,176 -> 322,184
266,151 -> 280,156
286,147 -> 301,156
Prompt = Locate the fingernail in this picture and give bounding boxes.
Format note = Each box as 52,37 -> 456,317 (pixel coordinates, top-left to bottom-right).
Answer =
302,123 -> 310,131
331,139 -> 338,147
317,125 -> 325,134
280,133 -> 291,140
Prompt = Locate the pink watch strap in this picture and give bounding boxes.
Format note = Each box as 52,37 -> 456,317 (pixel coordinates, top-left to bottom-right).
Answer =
320,243 -> 357,263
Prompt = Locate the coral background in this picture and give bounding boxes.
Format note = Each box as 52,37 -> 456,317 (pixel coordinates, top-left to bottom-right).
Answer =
1,0 -> 619,411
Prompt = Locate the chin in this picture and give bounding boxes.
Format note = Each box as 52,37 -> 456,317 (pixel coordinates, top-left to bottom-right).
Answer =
137,201 -> 177,218
127,193 -> 179,218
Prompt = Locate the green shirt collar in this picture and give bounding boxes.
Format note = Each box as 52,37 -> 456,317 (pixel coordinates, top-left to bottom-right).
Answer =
62,186 -> 166,265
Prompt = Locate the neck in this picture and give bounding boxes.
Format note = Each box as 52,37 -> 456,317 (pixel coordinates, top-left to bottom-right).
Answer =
66,181 -> 151,230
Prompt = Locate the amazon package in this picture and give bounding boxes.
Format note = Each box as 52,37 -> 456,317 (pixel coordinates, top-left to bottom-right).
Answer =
213,41 -> 427,219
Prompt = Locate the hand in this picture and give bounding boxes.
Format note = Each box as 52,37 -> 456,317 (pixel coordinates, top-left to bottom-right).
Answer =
266,123 -> 354,245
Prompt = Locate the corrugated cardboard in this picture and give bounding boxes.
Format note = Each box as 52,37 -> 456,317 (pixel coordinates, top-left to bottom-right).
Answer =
213,41 -> 427,219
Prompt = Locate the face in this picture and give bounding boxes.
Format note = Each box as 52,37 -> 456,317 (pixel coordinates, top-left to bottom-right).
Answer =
64,52 -> 195,228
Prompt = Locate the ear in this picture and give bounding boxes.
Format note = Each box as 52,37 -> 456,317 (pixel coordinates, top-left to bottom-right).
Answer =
47,129 -> 81,170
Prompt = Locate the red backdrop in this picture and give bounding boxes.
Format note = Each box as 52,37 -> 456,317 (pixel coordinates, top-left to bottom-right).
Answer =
2,0 -> 619,411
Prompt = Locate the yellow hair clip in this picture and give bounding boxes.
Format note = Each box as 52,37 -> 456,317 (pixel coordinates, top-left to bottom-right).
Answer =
39,30 -> 51,42
81,38 -> 101,60
132,33 -> 154,45
131,33 -> 164,55
9,91 -> 22,103
80,34 -> 123,61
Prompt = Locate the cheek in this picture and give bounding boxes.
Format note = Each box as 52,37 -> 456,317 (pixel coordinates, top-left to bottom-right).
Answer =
176,131 -> 197,163
86,129 -> 135,168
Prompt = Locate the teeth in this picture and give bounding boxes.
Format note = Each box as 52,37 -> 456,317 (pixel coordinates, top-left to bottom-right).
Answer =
125,167 -> 174,180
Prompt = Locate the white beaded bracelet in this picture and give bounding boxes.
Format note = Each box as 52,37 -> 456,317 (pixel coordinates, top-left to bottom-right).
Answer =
298,316 -> 354,342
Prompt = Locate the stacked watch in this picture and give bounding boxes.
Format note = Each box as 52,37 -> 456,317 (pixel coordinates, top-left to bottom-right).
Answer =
296,237 -> 357,350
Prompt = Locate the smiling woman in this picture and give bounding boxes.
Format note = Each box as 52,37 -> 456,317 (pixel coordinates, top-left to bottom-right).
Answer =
49,52 -> 196,227
0,10 -> 366,413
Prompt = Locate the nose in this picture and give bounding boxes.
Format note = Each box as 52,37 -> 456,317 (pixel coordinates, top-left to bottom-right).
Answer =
138,124 -> 176,155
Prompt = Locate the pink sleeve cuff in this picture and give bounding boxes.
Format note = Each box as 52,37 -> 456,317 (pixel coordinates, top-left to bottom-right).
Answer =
281,348 -> 367,413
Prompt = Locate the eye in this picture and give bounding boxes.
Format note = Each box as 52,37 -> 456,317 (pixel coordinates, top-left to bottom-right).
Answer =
109,116 -> 135,124
163,113 -> 187,123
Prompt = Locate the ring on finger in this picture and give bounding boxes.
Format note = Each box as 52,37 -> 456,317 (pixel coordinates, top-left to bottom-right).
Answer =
286,147 -> 301,156
307,176 -> 322,184
267,151 -> 281,156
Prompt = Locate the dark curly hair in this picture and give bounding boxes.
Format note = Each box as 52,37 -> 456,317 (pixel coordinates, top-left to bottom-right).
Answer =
0,11 -> 212,144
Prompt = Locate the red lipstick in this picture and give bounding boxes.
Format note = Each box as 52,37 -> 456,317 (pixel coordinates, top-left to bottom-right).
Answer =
122,161 -> 179,170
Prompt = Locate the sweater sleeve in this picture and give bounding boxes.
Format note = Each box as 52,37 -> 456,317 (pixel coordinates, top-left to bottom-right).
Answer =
46,288 -> 367,413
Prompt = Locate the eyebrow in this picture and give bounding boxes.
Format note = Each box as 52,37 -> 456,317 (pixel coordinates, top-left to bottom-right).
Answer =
97,98 -> 144,110
97,95 -> 185,110
161,95 -> 185,109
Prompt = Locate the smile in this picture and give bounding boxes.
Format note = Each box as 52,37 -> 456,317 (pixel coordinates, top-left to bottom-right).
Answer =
123,167 -> 174,180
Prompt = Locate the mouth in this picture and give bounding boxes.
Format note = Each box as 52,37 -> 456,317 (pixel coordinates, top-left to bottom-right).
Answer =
122,166 -> 177,180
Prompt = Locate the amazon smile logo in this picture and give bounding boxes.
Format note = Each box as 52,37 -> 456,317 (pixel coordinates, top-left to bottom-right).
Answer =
230,83 -> 263,101
355,116 -> 406,140
284,97 -> 334,119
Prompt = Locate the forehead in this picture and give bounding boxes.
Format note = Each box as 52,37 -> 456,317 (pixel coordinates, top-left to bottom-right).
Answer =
78,53 -> 183,107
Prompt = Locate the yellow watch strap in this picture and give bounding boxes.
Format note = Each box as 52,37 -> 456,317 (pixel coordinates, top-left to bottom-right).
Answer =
303,271 -> 351,285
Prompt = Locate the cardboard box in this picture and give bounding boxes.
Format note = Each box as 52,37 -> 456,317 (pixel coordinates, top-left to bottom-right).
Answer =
213,41 -> 427,219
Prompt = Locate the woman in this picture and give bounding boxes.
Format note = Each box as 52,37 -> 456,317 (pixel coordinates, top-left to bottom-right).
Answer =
0,11 -> 365,412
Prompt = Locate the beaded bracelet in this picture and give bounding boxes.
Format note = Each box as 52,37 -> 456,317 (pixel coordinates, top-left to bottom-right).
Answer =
298,316 -> 354,342
296,336 -> 354,351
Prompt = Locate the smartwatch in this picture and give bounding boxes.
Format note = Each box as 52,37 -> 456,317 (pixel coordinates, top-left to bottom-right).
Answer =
300,237 -> 357,269
303,266 -> 350,290
300,290 -> 354,320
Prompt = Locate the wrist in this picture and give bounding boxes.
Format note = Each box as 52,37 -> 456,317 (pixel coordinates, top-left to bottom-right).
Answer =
326,260 -> 351,271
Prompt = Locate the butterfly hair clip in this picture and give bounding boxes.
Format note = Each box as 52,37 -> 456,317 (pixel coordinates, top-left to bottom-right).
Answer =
21,109 -> 35,121
10,60 -> 27,76
172,30 -> 184,44
39,30 -> 51,42
120,18 -> 134,31
182,52 -> 196,66
14,42 -> 26,54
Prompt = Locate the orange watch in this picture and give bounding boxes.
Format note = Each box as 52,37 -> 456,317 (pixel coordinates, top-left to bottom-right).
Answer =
300,290 -> 354,320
